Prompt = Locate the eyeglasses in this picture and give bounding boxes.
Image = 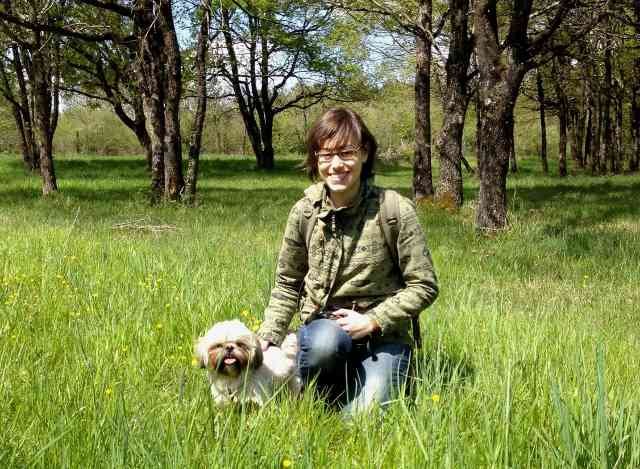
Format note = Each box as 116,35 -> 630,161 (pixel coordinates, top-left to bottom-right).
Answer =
315,146 -> 362,164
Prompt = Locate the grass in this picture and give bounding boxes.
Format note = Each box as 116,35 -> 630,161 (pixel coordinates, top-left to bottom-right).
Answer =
1,152 -> 639,468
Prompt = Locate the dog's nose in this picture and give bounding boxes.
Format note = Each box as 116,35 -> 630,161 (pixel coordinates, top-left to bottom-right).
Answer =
224,344 -> 234,352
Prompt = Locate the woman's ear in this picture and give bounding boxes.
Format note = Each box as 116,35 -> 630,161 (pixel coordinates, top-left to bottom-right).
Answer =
360,147 -> 368,163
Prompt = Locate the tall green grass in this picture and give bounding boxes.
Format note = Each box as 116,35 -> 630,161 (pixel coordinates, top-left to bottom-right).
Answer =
1,153 -> 639,467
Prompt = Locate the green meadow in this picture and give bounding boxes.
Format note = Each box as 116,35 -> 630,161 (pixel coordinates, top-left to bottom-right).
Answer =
1,153 -> 639,468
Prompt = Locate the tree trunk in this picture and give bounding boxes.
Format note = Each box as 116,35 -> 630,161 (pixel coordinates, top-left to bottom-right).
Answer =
184,2 -> 210,204
1,46 -> 38,172
601,44 -> 613,174
136,2 -> 166,202
31,38 -> 57,195
221,7 -> 266,168
591,95 -> 602,175
10,104 -> 31,171
632,82 -> 640,172
613,89 -> 622,174
13,46 -> 37,171
435,101 -> 466,208
553,61 -> 568,177
557,103 -> 568,177
473,1 -> 527,231
582,65 -> 594,169
569,108 -> 583,169
134,127 -> 153,171
434,0 -> 472,208
413,0 -> 434,201
631,0 -> 640,172
160,0 -> 184,199
508,129 -> 517,173
475,88 -> 482,161
536,71 -> 549,174
582,107 -> 592,169
261,116 -> 275,170
476,101 -> 513,231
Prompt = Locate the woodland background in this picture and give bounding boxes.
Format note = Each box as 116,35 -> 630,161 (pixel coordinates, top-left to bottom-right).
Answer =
1,1 -> 640,467
1,0 -> 638,230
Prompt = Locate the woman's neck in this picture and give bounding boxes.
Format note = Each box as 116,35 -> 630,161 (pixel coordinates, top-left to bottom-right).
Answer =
328,181 -> 361,208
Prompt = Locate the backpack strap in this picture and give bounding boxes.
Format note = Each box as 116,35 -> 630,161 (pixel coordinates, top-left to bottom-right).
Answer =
377,189 -> 423,349
300,197 -> 319,252
297,197 -> 319,311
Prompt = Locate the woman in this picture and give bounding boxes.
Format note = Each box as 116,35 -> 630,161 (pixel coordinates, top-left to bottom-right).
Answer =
257,107 -> 438,414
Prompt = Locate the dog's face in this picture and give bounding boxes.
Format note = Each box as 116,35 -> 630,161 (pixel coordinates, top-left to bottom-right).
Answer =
195,320 -> 263,378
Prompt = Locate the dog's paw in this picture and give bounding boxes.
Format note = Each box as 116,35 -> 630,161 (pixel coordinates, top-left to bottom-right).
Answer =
280,333 -> 298,358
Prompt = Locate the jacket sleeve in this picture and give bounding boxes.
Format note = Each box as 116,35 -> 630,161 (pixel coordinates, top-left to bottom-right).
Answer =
257,199 -> 309,346
369,197 -> 439,336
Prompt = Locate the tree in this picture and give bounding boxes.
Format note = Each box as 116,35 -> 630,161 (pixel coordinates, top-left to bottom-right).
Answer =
412,0 -> 434,200
536,70 -> 549,174
0,0 -> 63,195
472,0 -> 603,231
184,0 -> 212,203
551,59 -> 569,177
0,44 -> 37,172
71,0 -> 184,201
631,0 -> 640,172
329,0 -> 442,200
63,40 -> 153,169
434,0 -> 473,207
215,1 -> 344,170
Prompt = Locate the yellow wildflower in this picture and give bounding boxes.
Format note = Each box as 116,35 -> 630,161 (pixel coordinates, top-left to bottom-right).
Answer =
282,459 -> 293,468
431,394 -> 440,403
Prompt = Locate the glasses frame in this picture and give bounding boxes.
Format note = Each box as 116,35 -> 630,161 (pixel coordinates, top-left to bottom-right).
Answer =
315,145 -> 362,165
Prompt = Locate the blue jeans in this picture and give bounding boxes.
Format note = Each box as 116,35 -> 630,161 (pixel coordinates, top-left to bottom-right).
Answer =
297,319 -> 411,415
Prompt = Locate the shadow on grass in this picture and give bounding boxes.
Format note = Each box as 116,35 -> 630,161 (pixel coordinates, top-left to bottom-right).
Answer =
4,154 -> 309,179
510,180 -> 640,232
512,180 -> 640,207
412,347 -> 476,391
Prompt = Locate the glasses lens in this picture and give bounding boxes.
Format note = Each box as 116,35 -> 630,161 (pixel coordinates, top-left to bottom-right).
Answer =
317,146 -> 360,163
339,149 -> 357,160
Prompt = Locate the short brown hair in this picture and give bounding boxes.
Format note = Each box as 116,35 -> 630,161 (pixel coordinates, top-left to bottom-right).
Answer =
304,107 -> 377,181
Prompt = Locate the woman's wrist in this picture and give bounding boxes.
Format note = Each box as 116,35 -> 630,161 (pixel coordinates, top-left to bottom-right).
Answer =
369,318 -> 381,335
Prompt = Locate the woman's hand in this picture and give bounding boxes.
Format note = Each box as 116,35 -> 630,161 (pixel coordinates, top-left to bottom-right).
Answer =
259,339 -> 272,351
332,309 -> 380,340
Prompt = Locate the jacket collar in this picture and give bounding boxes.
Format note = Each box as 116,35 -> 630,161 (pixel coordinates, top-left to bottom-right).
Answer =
305,180 -> 372,220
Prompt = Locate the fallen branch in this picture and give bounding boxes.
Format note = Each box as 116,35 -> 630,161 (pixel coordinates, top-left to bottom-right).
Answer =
111,219 -> 179,233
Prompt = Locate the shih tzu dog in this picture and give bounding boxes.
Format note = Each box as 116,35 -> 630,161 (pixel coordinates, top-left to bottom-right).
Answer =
195,320 -> 300,407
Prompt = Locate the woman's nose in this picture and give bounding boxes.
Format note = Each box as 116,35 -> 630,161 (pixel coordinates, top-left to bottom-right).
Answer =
329,155 -> 346,168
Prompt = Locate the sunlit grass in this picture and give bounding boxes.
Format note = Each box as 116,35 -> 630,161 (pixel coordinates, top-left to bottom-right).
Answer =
1,152 -> 639,467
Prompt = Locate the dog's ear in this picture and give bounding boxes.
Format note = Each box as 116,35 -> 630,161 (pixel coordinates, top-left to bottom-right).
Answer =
250,336 -> 264,369
194,338 -> 208,369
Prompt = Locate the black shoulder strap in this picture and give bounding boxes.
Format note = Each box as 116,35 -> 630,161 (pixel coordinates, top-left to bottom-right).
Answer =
377,189 -> 422,349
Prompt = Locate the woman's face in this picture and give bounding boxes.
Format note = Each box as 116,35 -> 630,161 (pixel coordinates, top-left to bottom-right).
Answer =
316,135 -> 367,200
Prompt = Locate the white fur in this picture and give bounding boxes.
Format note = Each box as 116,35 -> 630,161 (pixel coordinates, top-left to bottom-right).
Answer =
195,320 -> 300,407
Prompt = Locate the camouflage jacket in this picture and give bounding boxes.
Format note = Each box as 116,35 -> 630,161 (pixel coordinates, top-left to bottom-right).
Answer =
257,181 -> 438,346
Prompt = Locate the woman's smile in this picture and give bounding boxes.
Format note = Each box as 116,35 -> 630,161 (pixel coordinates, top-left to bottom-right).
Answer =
317,137 -> 366,207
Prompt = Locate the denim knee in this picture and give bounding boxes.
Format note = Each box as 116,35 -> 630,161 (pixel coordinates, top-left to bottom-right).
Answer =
297,319 -> 352,379
342,343 -> 411,416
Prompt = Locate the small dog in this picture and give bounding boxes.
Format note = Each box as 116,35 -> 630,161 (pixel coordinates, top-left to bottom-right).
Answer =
195,320 -> 300,407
